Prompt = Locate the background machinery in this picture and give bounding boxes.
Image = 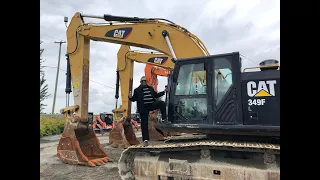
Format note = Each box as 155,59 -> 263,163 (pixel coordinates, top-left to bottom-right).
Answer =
89,111 -> 139,135
58,12 -> 280,180
145,64 -> 170,92
131,113 -> 140,123
92,112 -> 113,134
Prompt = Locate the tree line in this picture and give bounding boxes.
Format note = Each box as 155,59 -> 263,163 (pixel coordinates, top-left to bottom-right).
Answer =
40,40 -> 50,113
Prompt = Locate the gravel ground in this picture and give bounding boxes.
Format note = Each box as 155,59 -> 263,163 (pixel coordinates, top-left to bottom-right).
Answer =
40,132 -> 141,180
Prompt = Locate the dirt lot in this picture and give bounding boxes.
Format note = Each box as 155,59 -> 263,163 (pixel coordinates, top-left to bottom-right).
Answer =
40,132 -> 141,180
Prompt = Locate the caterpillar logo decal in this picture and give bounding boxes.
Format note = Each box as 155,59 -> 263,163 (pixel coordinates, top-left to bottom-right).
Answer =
247,80 -> 276,106
105,28 -> 132,39
247,80 -> 276,97
147,57 -> 168,65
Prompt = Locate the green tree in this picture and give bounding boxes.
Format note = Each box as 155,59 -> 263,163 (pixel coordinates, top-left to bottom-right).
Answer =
40,41 -> 50,113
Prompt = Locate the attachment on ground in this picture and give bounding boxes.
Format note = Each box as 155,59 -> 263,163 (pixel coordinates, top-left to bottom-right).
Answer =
57,106 -> 112,167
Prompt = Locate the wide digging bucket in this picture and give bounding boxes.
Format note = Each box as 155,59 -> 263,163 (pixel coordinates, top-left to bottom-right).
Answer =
148,117 -> 167,141
109,117 -> 141,149
57,116 -> 112,167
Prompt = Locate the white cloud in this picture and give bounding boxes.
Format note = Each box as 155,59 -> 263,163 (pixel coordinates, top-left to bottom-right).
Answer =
40,0 -> 280,114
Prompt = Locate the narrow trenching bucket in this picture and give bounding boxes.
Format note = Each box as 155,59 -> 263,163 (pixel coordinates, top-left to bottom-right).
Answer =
109,117 -> 140,149
57,116 -> 112,167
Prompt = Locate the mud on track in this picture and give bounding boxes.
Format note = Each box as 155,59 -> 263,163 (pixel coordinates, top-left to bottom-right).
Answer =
40,132 -> 141,180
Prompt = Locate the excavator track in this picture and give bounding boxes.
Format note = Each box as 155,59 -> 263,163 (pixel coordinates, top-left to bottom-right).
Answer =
119,138 -> 280,180
164,134 -> 207,143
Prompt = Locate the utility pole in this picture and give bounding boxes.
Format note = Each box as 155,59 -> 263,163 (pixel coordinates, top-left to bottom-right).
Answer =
52,41 -> 66,114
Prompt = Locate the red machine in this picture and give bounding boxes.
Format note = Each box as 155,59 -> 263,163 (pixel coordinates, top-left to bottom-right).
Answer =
92,113 -> 113,134
92,112 -> 139,134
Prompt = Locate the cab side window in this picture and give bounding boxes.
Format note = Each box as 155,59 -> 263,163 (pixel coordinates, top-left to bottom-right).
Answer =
213,58 -> 233,105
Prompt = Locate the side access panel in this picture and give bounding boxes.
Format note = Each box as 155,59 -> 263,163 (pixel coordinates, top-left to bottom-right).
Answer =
241,70 -> 280,126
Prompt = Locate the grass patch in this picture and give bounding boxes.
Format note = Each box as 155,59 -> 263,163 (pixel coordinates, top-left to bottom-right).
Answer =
40,114 -> 65,137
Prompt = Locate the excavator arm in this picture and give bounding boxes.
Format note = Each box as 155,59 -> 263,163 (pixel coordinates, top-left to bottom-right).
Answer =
117,45 -> 172,93
145,64 -> 170,92
148,66 -> 170,76
58,12 -> 209,167
66,12 -> 208,119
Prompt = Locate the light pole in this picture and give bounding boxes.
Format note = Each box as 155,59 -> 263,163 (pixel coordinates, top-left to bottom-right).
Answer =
51,41 -> 66,114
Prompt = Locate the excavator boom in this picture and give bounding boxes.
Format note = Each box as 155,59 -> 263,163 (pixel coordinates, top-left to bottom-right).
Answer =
66,12 -> 208,119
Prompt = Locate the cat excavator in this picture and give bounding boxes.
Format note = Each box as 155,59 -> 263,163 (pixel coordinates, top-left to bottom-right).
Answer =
58,12 -> 280,180
58,11 -> 208,167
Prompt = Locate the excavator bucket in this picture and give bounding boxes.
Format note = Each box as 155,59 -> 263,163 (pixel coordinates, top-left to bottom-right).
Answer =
148,117 -> 168,141
57,115 -> 112,167
147,111 -> 173,140
109,117 -> 140,149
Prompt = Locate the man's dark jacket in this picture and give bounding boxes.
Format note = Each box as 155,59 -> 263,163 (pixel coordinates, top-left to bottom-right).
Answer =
129,85 -> 165,113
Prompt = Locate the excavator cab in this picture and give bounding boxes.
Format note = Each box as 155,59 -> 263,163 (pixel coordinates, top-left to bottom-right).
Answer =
157,52 -> 280,139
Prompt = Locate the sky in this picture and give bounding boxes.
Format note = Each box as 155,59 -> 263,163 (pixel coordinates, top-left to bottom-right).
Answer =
40,0 -> 280,114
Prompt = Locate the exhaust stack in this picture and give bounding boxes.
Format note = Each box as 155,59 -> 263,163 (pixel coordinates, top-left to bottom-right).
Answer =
259,59 -> 279,71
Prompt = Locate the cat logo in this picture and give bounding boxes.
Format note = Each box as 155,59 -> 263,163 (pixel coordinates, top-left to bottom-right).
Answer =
247,80 -> 276,97
113,30 -> 125,38
105,28 -> 132,39
147,56 -> 168,64
154,58 -> 164,64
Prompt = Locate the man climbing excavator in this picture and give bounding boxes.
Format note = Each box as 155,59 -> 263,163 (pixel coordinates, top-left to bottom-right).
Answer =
110,45 -> 174,144
112,45 -> 174,122
111,45 -> 172,117
59,12 -> 279,180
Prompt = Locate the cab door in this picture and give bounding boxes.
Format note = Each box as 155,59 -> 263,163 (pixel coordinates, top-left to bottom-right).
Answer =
169,57 -> 212,124
211,52 -> 243,125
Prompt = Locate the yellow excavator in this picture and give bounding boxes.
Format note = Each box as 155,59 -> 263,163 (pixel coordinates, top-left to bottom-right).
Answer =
58,11 -> 208,167
112,45 -> 173,122
110,45 -> 174,144
59,12 -> 280,180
